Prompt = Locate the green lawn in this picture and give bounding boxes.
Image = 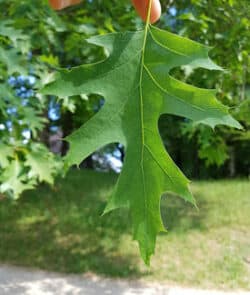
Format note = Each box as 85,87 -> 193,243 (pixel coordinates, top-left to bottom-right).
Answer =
0,169 -> 249,289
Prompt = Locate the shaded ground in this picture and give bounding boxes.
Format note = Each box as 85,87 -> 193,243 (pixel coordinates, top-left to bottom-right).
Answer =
0,265 -> 249,295
0,170 -> 249,289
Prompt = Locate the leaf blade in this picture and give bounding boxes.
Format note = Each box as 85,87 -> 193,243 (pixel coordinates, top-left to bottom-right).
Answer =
41,24 -> 240,264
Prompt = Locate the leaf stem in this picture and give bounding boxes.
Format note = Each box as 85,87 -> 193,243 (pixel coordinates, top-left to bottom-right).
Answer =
139,0 -> 153,147
146,0 -> 153,26
142,0 -> 153,52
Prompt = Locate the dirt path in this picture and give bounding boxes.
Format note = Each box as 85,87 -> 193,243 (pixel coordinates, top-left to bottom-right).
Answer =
0,265 -> 249,295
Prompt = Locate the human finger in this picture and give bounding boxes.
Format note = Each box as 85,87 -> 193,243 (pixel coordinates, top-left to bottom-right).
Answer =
131,0 -> 161,24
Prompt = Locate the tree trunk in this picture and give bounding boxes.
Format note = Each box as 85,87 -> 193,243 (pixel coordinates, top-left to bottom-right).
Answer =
229,146 -> 236,177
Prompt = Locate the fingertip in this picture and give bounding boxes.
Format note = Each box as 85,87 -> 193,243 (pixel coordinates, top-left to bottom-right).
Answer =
150,0 -> 161,24
132,0 -> 161,24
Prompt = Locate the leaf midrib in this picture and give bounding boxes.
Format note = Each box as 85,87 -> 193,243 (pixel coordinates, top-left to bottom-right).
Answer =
138,1 -> 152,257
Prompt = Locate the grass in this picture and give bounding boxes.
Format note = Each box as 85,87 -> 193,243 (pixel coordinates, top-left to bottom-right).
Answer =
0,169 -> 249,289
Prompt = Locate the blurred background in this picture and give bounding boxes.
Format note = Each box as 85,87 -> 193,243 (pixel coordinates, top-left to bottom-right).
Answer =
0,0 -> 249,290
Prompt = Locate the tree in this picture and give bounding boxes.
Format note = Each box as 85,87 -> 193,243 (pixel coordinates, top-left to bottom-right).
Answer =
160,0 -> 250,177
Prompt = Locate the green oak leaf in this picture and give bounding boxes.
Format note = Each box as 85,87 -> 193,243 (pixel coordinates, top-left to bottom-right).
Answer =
42,24 -> 241,264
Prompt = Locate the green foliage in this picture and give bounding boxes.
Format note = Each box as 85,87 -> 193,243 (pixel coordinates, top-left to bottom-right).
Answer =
0,0 -> 67,198
182,124 -> 229,167
42,14 -> 240,262
0,141 -> 61,199
24,143 -> 62,185
0,157 -> 35,198
165,0 -> 250,170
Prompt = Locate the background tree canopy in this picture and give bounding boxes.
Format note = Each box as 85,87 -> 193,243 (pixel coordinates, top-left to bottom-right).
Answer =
0,0 -> 249,199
